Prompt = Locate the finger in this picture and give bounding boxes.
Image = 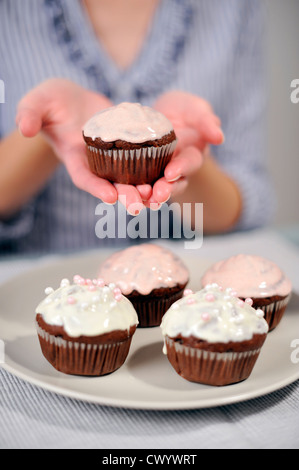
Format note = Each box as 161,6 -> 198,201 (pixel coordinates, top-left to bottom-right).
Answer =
114,184 -> 146,216
155,92 -> 224,145
174,128 -> 200,154
164,146 -> 203,182
146,177 -> 189,207
16,107 -> 43,138
143,194 -> 162,211
151,177 -> 173,205
16,88 -> 47,137
136,184 -> 153,202
192,111 -> 224,145
65,153 -> 118,204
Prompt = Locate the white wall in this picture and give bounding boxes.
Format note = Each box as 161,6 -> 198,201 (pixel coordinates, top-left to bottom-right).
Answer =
265,0 -> 299,226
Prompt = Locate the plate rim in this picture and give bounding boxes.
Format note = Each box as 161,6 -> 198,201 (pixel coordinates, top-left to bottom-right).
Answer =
1,361 -> 299,410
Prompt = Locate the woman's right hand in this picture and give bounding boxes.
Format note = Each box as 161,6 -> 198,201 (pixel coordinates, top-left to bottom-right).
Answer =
16,79 -> 150,214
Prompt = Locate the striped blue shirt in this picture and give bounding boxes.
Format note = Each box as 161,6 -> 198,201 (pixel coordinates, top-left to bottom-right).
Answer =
0,0 -> 274,255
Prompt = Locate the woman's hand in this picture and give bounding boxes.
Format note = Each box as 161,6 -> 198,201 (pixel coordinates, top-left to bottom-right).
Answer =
16,79 -> 150,214
146,91 -> 224,207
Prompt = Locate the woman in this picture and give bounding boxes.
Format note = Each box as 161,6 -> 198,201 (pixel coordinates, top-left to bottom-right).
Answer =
0,0 -> 273,254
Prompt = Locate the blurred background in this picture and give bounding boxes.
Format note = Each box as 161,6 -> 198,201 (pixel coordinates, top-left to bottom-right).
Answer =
266,0 -> 299,227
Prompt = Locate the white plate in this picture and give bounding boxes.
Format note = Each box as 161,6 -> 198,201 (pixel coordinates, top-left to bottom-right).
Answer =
1,249 -> 299,410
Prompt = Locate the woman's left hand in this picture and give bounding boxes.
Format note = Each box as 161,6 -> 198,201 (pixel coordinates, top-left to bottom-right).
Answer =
138,91 -> 224,209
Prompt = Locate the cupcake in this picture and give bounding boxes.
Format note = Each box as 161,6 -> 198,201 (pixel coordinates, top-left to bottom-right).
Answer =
98,244 -> 189,328
161,284 -> 269,386
201,254 -> 292,332
83,102 -> 177,185
35,276 -> 138,376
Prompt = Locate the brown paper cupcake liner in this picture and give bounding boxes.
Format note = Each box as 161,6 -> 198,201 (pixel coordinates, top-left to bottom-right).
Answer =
251,294 -> 291,332
36,322 -> 134,376
128,287 -> 186,328
164,336 -> 265,386
86,141 -> 177,185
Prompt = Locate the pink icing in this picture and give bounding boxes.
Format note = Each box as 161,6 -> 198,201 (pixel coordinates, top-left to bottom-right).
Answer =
201,254 -> 292,299
83,102 -> 174,143
98,244 -> 189,296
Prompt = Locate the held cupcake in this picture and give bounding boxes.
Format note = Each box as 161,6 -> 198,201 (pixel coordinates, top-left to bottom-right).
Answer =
161,284 -> 269,386
35,276 -> 138,376
98,244 -> 189,328
201,254 -> 292,331
83,102 -> 177,185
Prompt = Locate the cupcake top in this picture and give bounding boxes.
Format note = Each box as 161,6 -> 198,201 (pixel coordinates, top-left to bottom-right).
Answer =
98,244 -> 189,296
83,102 -> 174,143
201,254 -> 292,299
35,276 -> 139,338
160,284 -> 269,344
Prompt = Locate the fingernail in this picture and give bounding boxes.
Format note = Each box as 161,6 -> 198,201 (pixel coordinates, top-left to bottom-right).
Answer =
127,203 -> 145,216
165,174 -> 182,183
149,202 -> 162,212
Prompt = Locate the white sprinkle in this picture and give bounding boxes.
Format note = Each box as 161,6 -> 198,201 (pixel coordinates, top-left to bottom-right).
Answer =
256,309 -> 265,318
60,279 -> 70,288
45,287 -> 54,295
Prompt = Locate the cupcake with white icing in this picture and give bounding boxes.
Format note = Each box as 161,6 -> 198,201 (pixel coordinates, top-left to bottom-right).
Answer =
35,276 -> 138,376
83,102 -> 177,185
161,284 -> 269,386
98,244 -> 189,328
201,254 -> 292,331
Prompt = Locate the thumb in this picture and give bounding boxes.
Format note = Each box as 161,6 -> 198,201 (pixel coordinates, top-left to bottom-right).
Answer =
16,107 -> 43,137
16,86 -> 49,137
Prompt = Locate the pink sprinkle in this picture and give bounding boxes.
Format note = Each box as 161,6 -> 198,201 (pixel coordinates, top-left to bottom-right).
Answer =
67,296 -> 76,305
187,298 -> 195,305
97,279 -> 105,288
230,290 -> 238,297
92,279 -> 98,285
88,285 -> 96,292
205,293 -> 215,302
74,275 -> 84,285
85,279 -> 93,286
237,299 -> 245,307
245,298 -> 253,306
115,294 -> 122,302
201,312 -> 211,322
114,287 -> 122,295
218,286 -> 223,291
184,289 -> 193,297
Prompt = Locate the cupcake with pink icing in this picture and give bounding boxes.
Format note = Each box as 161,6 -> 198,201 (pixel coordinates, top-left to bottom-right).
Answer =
201,254 -> 292,331
161,284 -> 269,386
83,102 -> 177,185
98,244 -> 189,328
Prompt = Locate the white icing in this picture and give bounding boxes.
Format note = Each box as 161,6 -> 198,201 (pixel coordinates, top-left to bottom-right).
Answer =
98,244 -> 189,296
36,279 -> 139,338
160,285 -> 269,345
83,102 -> 174,143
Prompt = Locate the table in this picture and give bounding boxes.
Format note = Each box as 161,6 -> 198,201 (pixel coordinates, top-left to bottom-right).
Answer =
1,228 -> 299,450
